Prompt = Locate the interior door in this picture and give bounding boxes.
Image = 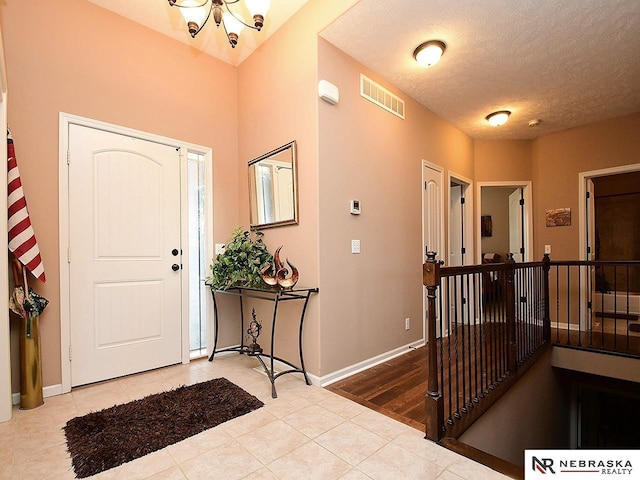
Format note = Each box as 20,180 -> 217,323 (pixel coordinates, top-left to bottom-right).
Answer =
508,188 -> 524,262
585,177 -> 595,329
450,184 -> 463,267
423,163 -> 444,336
423,164 -> 443,262
449,181 -> 475,328
68,124 -> 182,386
275,164 -> 294,220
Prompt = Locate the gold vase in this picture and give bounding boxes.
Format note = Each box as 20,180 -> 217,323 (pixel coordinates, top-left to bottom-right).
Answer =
19,316 -> 44,410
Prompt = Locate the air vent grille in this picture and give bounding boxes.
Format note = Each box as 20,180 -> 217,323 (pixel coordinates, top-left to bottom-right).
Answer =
360,74 -> 405,119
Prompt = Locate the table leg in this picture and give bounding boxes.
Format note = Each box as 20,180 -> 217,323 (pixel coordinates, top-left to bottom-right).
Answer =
208,290 -> 219,361
298,291 -> 312,385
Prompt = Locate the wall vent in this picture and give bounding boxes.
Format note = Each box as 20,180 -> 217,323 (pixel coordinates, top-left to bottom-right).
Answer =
360,74 -> 405,119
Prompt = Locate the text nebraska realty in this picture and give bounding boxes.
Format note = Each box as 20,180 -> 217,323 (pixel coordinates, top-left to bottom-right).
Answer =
559,459 -> 632,475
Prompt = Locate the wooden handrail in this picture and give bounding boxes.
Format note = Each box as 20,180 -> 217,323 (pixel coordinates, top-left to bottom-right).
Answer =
505,255 -> 517,374
423,251 -> 444,441
423,254 -> 552,442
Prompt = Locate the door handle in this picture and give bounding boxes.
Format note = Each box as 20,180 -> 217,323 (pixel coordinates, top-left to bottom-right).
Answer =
172,264 -> 180,271
171,249 -> 179,256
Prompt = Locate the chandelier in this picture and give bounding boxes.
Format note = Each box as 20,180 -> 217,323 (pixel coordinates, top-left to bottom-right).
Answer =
168,0 -> 271,48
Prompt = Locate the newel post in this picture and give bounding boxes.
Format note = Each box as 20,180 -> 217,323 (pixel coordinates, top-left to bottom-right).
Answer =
505,253 -> 517,374
542,254 -> 551,343
423,251 -> 444,441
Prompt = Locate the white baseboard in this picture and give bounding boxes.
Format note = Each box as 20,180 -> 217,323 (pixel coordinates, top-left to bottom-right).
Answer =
313,339 -> 425,388
11,383 -> 63,406
11,343 -> 427,404
553,322 -> 582,332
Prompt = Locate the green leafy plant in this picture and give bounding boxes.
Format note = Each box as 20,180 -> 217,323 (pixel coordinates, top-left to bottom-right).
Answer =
208,227 -> 273,290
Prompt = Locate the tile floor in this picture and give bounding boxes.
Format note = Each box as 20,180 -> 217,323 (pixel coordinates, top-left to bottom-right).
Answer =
0,354 -> 510,480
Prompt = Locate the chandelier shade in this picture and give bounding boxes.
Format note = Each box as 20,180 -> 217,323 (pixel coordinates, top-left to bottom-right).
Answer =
168,0 -> 270,48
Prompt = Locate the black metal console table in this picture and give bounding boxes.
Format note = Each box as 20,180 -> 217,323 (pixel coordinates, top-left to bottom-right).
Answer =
208,286 -> 318,398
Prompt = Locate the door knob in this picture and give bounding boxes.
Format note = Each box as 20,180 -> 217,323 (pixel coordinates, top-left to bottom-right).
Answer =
171,249 -> 179,256
172,264 -> 180,271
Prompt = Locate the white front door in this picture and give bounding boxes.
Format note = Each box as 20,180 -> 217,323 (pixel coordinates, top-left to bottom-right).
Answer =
68,124 -> 182,387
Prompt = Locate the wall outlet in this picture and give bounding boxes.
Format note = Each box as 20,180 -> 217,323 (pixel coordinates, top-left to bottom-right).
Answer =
351,239 -> 361,254
215,243 -> 226,256
544,244 -> 551,254
405,317 -> 410,330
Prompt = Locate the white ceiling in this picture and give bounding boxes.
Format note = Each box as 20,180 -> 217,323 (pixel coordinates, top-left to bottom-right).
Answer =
321,0 -> 640,140
87,0 -> 640,140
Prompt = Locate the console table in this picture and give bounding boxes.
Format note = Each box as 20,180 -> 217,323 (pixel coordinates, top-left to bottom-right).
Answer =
208,286 -> 318,398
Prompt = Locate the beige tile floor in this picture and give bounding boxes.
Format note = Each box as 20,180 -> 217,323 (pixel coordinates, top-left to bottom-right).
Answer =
0,354 -> 510,480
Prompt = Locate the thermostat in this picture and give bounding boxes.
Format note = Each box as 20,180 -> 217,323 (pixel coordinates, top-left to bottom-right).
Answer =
350,199 -> 361,215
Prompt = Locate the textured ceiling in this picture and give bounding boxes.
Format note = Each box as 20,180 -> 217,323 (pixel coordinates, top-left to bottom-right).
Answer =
320,0 -> 640,139
86,1 -> 640,140
85,0 -> 311,66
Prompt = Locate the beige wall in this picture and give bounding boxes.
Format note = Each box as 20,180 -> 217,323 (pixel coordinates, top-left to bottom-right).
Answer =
236,0 -> 359,375
531,113 -> 640,260
474,140 -> 532,183
473,140 -> 532,260
1,0 -> 240,391
317,40 -> 475,375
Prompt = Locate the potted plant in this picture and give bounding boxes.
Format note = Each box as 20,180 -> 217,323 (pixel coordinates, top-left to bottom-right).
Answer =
208,227 -> 273,290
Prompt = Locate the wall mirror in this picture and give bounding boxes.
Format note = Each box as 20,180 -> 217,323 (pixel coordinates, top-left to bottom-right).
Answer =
248,140 -> 298,229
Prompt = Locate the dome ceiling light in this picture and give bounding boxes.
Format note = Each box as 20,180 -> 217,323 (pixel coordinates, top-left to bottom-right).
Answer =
486,110 -> 511,127
413,40 -> 446,68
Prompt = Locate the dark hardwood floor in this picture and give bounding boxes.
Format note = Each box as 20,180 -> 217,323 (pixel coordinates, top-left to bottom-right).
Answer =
326,326 -> 640,436
326,346 -> 428,431
326,322 -> 515,433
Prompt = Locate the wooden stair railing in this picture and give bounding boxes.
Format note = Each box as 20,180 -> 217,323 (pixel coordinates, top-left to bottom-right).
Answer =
548,260 -> 640,356
423,253 -> 552,442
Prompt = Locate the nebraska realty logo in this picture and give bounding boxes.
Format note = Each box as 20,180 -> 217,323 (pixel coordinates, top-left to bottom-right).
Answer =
525,450 -> 639,479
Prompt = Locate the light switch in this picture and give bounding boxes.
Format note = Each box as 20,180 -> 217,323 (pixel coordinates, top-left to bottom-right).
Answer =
351,239 -> 361,254
215,243 -> 226,255
544,244 -> 551,254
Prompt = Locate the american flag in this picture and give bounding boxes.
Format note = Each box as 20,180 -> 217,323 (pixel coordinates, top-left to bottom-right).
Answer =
7,129 -> 46,282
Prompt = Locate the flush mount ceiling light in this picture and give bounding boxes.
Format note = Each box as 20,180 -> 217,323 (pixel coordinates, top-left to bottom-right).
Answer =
486,110 -> 511,127
413,40 -> 446,68
168,0 -> 270,48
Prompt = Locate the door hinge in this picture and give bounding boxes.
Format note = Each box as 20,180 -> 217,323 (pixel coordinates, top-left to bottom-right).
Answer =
587,246 -> 592,254
519,198 -> 525,206
67,150 -> 71,165
69,345 -> 72,362
461,247 -> 466,254
460,197 -> 466,205
586,191 -> 591,199
424,181 -> 427,190
587,301 -> 592,310
67,247 -> 71,263
520,247 -> 525,254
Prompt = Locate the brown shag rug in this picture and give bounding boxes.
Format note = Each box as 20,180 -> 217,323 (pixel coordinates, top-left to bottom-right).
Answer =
64,377 -> 263,478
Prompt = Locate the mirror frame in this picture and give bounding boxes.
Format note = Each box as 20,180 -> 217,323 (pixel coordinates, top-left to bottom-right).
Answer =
248,140 -> 299,230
